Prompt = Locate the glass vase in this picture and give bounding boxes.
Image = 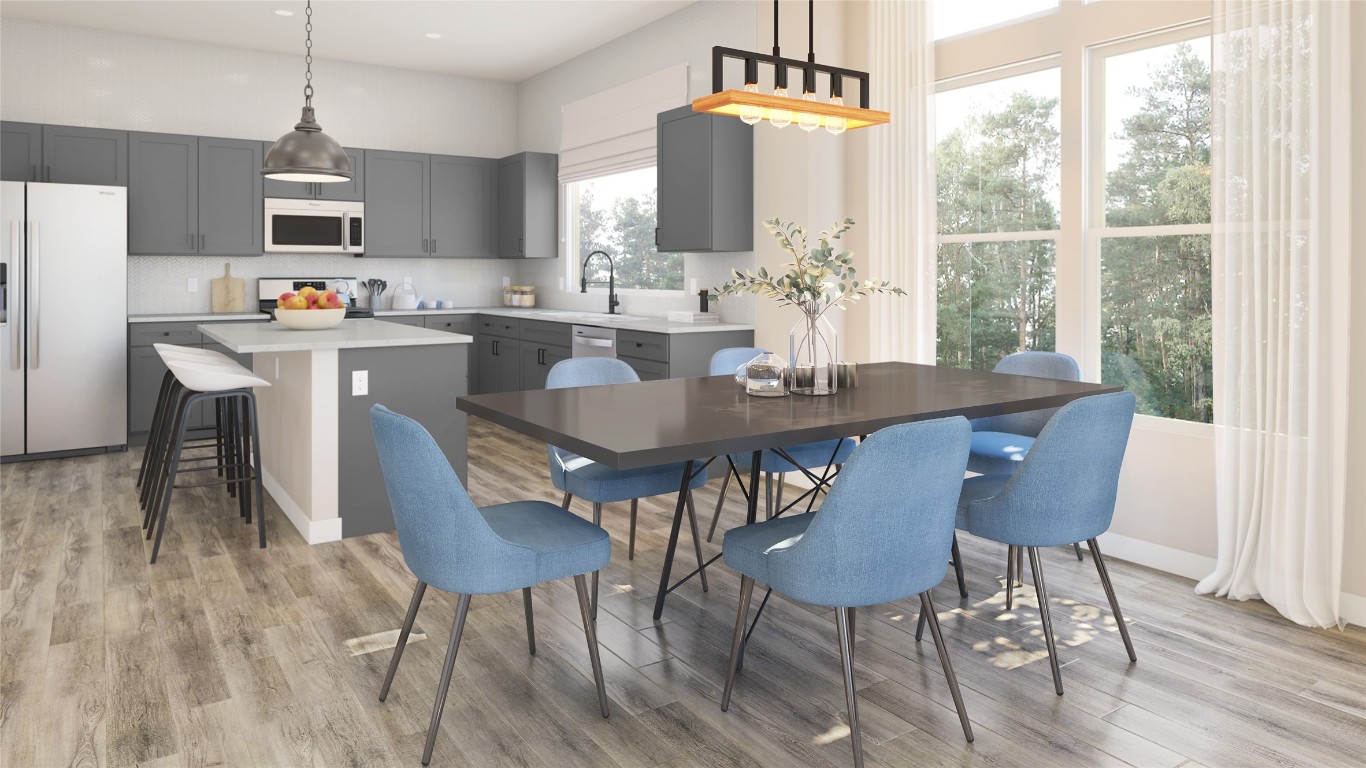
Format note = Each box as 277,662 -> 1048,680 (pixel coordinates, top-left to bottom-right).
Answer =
788,304 -> 838,396
741,352 -> 789,397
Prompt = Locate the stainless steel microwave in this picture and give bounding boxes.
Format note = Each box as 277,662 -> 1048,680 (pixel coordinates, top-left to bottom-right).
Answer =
263,198 -> 364,254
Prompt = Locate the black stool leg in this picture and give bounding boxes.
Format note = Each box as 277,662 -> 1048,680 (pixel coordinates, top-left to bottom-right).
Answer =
151,393 -> 200,563
136,370 -> 175,491
246,391 -> 267,549
140,378 -> 182,513
145,387 -> 191,536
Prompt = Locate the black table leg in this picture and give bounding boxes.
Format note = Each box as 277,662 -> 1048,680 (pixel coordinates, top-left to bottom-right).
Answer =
744,451 -> 762,525
652,460 -> 695,621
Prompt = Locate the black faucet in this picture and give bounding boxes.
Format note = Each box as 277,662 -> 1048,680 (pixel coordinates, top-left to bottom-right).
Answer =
580,250 -> 620,314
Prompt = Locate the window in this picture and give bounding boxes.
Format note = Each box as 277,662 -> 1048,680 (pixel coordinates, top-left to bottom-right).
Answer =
1095,37 -> 1213,422
932,0 -> 1213,424
935,67 -> 1060,370
565,167 -> 683,292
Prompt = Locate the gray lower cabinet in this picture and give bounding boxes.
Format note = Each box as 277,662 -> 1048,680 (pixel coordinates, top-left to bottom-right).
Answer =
1,122 -> 42,182
423,315 -> 476,388
1,122 -> 127,185
127,320 -> 264,445
477,334 -> 521,394
129,132 -> 262,255
656,105 -> 753,252
497,152 -> 557,258
431,155 -> 498,258
617,328 -> 757,380
262,145 -> 364,201
364,150 -> 431,257
520,343 -> 571,391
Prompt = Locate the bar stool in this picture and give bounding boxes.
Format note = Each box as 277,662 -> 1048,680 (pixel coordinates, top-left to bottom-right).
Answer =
143,347 -> 270,563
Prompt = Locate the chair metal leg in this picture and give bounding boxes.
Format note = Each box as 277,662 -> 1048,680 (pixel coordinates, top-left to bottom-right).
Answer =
1016,546 -> 1025,587
836,607 -> 865,768
720,575 -> 755,712
573,574 -> 611,718
764,472 -> 774,520
1088,538 -> 1136,662
1027,547 -> 1064,695
915,605 -> 926,642
706,470 -> 731,542
951,534 -> 968,599
1005,544 -> 1017,610
1073,542 -> 1084,561
591,502 -> 602,621
522,587 -> 536,656
848,607 -> 855,660
561,492 -> 572,509
421,593 -> 472,766
684,491 -> 709,592
920,592 -> 974,742
628,499 -> 638,560
380,581 -> 427,701
774,475 -> 785,514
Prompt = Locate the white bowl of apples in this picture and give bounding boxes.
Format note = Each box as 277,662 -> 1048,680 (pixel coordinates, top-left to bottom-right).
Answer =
274,287 -> 346,330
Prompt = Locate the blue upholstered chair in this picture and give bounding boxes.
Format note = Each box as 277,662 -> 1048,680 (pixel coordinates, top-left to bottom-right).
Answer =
704,347 -> 857,541
720,417 -> 976,767
370,405 -> 611,765
925,391 -> 1138,696
545,358 -> 711,616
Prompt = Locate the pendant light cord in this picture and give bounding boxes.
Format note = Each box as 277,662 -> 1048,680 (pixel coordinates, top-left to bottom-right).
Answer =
772,0 -> 780,56
808,0 -> 814,61
303,0 -> 314,107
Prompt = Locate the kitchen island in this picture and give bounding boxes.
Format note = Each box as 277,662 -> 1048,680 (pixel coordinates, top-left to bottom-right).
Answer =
199,319 -> 471,543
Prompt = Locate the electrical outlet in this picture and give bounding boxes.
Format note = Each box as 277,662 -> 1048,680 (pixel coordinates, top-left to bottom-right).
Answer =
502,276 -> 512,287
187,277 -> 198,292
351,370 -> 369,396
558,277 -> 565,291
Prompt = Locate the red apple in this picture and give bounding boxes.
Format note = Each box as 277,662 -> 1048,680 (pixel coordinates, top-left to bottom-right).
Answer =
276,291 -> 296,308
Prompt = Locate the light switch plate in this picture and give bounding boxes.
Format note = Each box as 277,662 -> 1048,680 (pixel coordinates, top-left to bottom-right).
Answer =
352,370 -> 368,396
187,277 -> 198,292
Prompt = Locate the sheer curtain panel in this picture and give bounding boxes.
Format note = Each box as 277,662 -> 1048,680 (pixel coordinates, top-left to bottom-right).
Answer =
865,0 -> 935,364
1197,0 -> 1353,627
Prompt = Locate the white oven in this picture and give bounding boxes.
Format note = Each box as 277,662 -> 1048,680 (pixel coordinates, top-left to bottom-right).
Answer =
264,198 -> 364,254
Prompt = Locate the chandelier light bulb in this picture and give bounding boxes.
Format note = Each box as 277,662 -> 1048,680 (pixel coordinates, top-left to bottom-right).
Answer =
797,92 -> 821,132
769,86 -> 793,129
739,83 -> 764,125
824,95 -> 848,135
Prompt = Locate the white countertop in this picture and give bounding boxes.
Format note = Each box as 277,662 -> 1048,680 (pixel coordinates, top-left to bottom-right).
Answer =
199,318 -> 472,353
135,306 -> 753,334
373,307 -> 754,335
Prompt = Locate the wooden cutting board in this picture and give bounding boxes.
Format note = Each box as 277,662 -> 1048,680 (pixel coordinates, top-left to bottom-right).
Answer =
211,262 -> 246,313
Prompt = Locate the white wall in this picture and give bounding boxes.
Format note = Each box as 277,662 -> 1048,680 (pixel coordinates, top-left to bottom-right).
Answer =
1343,3 -> 1366,620
0,18 -> 519,313
514,0 -> 757,323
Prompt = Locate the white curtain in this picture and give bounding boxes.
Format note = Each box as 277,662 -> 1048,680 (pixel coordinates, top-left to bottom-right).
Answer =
1197,0 -> 1353,628
865,0 -> 936,364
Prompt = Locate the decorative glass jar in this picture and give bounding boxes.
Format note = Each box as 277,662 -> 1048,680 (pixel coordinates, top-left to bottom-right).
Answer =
741,352 -> 789,397
789,303 -> 838,396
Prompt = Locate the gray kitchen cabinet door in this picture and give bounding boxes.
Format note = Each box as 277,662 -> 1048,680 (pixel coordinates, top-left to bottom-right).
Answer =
1,122 -> 42,182
376,315 -> 424,327
129,132 -> 199,255
497,152 -> 558,259
42,125 -> 128,186
519,343 -> 569,391
198,137 -> 262,255
315,147 -> 365,201
364,149 -> 430,257
430,155 -> 497,259
657,106 -> 753,252
477,335 -> 520,393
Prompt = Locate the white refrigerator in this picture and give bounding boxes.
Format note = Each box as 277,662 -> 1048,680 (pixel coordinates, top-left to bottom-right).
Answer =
1,181 -> 127,459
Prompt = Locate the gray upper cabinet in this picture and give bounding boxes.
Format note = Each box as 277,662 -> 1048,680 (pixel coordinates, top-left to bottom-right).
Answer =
497,152 -> 557,259
198,137 -> 262,255
1,122 -> 42,182
364,149 -> 430,257
656,105 -> 753,252
129,132 -> 199,255
262,144 -> 364,202
1,122 -> 127,185
43,125 -> 128,186
430,155 -> 498,259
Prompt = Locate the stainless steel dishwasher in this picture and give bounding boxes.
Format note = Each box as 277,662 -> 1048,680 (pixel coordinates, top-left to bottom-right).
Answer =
571,325 -> 617,358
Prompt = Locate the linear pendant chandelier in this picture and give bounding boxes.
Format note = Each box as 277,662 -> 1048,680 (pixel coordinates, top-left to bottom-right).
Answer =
692,0 -> 890,134
262,0 -> 352,182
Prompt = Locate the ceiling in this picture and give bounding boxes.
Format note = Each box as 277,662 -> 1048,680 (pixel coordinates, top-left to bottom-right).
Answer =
0,0 -> 697,82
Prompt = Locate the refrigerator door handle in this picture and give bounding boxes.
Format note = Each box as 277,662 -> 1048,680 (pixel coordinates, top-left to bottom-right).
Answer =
9,221 -> 20,370
28,221 -> 38,369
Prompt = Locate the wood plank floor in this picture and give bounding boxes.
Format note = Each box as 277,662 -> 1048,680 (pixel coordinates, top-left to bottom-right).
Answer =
3,417 -> 1364,767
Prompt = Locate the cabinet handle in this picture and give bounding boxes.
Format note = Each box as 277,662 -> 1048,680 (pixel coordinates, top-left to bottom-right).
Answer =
200,233 -> 206,250
423,238 -> 429,253
538,348 -> 545,365
655,227 -> 660,246
492,339 -> 498,356
430,238 -> 436,254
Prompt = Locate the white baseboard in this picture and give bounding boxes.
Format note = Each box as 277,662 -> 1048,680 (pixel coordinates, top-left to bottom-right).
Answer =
1094,531 -> 1217,581
1339,591 -> 1366,629
263,470 -> 342,544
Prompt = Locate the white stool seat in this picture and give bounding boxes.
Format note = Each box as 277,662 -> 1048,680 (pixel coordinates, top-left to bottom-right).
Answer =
154,343 -> 237,367
165,357 -> 271,393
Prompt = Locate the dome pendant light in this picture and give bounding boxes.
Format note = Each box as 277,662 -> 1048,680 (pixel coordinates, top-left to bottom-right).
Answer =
262,0 -> 352,183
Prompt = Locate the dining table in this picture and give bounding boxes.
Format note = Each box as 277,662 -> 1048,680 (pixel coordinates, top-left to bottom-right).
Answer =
456,361 -> 1124,620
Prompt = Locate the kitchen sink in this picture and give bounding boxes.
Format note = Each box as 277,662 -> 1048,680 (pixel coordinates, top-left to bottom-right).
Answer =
527,311 -> 640,322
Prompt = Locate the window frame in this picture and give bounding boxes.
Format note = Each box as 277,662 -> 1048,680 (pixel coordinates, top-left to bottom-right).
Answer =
560,167 -> 687,297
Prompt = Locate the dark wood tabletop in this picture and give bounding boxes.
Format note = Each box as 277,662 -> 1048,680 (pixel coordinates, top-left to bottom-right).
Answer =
457,361 -> 1122,470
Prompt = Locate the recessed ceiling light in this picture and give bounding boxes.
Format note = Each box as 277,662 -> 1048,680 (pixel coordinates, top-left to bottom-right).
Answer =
424,33 -> 443,39
274,10 -> 294,17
